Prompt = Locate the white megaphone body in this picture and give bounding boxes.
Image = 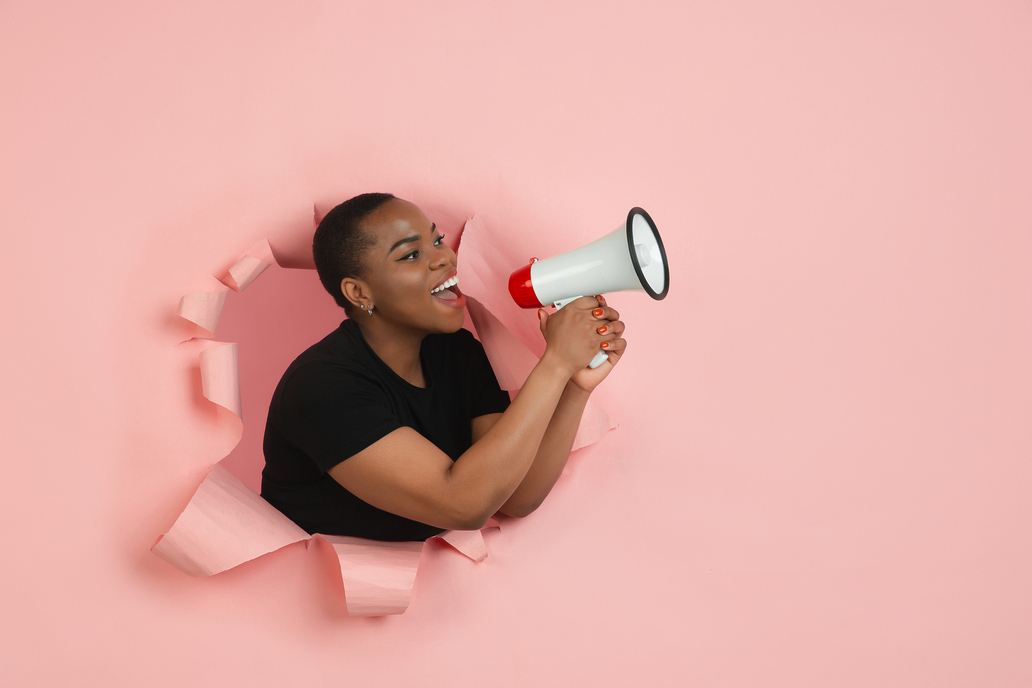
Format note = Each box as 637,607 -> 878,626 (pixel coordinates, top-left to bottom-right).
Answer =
508,207 -> 669,369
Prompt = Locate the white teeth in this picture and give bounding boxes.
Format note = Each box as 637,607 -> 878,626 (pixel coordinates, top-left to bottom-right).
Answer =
431,276 -> 459,294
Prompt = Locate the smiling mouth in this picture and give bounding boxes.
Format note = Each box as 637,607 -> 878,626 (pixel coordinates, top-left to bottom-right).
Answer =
431,275 -> 461,301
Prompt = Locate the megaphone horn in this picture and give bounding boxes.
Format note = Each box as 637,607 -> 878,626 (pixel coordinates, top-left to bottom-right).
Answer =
508,207 -> 669,368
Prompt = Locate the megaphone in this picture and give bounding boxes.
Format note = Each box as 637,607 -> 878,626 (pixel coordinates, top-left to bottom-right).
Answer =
508,207 -> 669,369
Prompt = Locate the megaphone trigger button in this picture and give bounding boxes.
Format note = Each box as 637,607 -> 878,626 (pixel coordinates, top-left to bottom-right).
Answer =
529,257 -> 539,264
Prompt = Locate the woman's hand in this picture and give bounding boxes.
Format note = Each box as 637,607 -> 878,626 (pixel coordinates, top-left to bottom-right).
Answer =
538,296 -> 626,393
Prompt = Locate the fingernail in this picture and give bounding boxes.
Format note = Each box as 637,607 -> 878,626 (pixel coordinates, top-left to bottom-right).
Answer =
600,342 -> 610,349
596,325 -> 608,335
592,308 -> 604,318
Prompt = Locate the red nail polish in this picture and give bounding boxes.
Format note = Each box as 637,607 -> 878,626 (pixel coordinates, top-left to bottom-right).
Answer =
597,325 -> 608,335
592,308 -> 604,317
600,342 -> 610,349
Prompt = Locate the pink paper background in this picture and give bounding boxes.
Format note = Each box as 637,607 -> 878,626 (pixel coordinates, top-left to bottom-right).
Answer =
2,1 -> 1030,686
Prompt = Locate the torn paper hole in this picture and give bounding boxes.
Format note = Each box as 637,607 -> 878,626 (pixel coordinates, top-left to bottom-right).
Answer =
159,213 -> 617,615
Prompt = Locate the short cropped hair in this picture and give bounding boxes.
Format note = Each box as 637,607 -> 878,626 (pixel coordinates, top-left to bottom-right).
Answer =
313,193 -> 396,315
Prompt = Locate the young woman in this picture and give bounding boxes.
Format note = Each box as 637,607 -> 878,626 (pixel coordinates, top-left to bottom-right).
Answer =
261,193 -> 627,541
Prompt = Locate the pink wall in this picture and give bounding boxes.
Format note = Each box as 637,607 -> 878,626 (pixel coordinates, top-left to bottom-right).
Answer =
2,1 -> 1030,685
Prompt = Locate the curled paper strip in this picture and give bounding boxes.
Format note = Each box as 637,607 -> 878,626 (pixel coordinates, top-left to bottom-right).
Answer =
221,239 -> 275,292
316,536 -> 425,616
199,342 -> 242,418
176,290 -> 228,337
152,464 -> 309,577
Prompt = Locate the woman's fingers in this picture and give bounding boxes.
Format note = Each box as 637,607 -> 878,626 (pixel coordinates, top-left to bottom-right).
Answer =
595,319 -> 625,340
590,305 -> 621,323
541,297 -> 628,373
599,337 -> 627,364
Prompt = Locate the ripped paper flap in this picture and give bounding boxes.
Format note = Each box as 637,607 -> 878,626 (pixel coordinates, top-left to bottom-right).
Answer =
221,239 -> 275,292
199,342 -> 242,418
151,464 -> 309,577
457,215 -> 544,357
573,398 -> 618,451
465,296 -> 540,391
316,535 -> 425,616
436,518 -> 500,562
176,291 -> 228,337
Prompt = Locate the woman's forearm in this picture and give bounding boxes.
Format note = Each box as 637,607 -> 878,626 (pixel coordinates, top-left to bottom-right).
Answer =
445,352 -> 573,523
496,381 -> 590,518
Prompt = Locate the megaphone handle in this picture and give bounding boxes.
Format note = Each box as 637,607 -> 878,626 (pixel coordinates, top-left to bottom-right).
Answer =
553,296 -> 610,370
552,296 -> 581,310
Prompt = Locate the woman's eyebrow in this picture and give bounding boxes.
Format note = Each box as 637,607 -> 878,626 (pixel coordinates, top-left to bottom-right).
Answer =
387,223 -> 437,255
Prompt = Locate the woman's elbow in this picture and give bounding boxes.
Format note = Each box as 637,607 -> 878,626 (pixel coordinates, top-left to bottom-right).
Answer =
451,511 -> 491,531
445,499 -> 497,530
449,500 -> 531,530
496,497 -> 543,520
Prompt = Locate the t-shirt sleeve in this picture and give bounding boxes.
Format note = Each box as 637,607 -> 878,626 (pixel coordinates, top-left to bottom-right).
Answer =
276,362 -> 402,473
466,333 -> 512,418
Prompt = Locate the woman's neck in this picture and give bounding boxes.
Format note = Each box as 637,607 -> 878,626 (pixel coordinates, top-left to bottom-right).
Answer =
356,318 -> 427,388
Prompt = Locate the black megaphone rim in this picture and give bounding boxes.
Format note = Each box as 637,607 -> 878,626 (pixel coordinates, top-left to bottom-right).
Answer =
625,206 -> 669,300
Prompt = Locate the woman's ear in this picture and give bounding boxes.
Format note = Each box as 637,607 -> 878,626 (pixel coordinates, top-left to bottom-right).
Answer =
341,277 -> 369,310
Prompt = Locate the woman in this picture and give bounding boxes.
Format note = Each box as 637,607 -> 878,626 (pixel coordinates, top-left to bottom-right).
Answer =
261,193 -> 627,541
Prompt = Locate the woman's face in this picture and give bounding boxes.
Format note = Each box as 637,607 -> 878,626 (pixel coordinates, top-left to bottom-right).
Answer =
348,198 -> 467,334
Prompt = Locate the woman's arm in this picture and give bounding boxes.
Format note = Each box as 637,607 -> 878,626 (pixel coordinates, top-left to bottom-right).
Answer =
494,380 -> 589,517
483,302 -> 626,518
329,297 -> 620,531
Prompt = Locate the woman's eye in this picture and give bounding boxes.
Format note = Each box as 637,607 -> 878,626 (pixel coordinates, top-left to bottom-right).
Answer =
400,234 -> 444,261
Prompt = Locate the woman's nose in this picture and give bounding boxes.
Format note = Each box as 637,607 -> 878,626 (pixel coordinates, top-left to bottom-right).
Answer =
430,243 -> 453,268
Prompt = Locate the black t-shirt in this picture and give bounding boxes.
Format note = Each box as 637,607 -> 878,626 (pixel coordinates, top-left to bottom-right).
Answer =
261,319 -> 511,541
